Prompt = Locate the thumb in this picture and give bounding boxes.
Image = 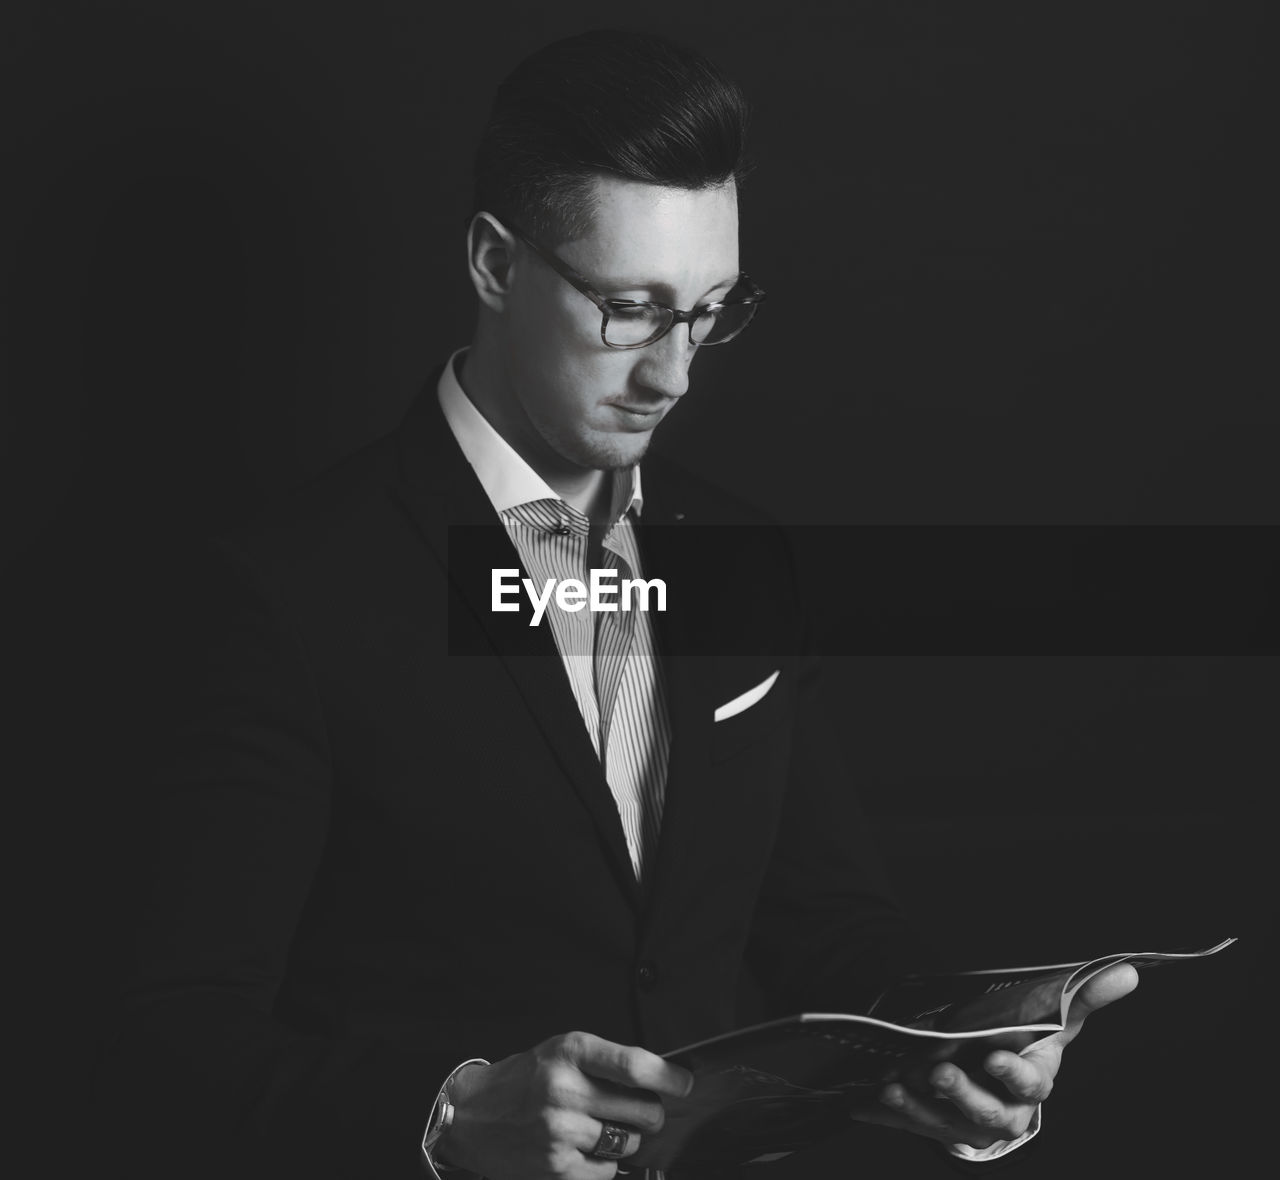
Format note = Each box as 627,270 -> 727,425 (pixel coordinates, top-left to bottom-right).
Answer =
1065,962 -> 1139,1038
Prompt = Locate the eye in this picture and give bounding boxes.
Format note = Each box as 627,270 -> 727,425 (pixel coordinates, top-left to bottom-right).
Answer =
603,303 -> 672,347
609,303 -> 660,320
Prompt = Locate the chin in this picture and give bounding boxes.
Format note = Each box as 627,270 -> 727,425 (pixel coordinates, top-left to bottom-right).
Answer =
552,428 -> 653,472
585,433 -> 652,471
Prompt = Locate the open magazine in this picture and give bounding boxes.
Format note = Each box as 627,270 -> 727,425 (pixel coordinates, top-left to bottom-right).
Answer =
637,938 -> 1235,1171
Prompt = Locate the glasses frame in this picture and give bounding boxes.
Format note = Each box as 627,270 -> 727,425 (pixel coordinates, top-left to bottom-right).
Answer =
496,219 -> 766,350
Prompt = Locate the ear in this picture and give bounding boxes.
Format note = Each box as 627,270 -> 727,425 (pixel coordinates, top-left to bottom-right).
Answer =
466,212 -> 518,312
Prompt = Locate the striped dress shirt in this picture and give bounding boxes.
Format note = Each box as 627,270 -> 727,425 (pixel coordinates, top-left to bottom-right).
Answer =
437,352 -> 671,879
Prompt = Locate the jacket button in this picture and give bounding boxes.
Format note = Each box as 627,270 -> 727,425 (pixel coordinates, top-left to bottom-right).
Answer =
637,961 -> 658,990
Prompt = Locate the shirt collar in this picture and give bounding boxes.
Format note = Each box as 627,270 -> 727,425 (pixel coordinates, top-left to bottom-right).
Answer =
436,347 -> 644,522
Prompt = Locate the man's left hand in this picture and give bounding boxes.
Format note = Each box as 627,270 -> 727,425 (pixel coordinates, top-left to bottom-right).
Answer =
850,962 -> 1139,1151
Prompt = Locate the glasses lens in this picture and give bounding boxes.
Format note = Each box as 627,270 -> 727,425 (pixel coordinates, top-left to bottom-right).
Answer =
603,303 -> 674,348
691,301 -> 758,346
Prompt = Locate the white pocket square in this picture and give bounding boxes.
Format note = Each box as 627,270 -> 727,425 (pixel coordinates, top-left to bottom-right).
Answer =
713,670 -> 780,722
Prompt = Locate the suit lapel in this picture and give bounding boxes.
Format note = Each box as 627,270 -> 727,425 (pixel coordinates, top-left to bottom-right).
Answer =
391,375 -> 642,911
633,473 -> 722,930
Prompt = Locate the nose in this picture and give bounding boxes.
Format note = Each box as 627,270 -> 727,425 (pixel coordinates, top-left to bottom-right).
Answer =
632,323 -> 696,400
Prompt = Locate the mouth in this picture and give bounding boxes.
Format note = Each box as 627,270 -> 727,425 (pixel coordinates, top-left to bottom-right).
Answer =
605,400 -> 671,430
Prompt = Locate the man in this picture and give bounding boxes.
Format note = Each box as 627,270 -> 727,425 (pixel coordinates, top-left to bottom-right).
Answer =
97,29 -> 1135,1180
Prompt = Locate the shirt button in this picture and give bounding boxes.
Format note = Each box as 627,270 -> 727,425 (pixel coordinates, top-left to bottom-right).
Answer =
637,960 -> 658,990
554,524 -> 571,535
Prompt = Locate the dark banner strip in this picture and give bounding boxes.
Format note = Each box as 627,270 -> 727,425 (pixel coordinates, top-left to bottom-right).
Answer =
447,525 -> 1279,656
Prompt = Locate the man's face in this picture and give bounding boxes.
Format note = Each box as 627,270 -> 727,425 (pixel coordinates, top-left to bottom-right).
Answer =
500,175 -> 740,472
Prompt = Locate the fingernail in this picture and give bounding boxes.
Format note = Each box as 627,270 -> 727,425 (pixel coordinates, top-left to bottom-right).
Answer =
883,1087 -> 904,1108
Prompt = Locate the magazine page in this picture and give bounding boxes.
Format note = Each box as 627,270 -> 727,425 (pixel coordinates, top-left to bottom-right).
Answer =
869,937 -> 1236,1033
642,938 -> 1235,1171
869,964 -> 1082,1034
1053,938 -> 1237,1022
647,1014 -> 1062,1170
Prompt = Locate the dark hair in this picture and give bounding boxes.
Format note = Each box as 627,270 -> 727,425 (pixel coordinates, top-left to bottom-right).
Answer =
472,29 -> 751,244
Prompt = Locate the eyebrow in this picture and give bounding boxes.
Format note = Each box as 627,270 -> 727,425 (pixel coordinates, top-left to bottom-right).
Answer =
600,274 -> 742,302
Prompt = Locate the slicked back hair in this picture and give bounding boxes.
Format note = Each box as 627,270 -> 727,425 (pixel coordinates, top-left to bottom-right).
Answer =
472,29 -> 751,245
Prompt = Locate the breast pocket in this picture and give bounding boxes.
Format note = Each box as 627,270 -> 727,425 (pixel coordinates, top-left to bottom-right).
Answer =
710,665 -> 791,762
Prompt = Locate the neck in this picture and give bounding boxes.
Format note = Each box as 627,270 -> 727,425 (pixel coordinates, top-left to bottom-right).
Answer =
458,338 -> 614,523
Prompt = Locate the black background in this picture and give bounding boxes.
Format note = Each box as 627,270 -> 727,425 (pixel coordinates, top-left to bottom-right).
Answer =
6,2 -> 1274,1176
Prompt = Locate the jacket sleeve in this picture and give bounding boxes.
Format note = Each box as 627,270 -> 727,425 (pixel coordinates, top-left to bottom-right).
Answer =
92,538 -> 452,1179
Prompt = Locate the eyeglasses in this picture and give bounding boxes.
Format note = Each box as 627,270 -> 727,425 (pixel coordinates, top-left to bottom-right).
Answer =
499,220 -> 766,350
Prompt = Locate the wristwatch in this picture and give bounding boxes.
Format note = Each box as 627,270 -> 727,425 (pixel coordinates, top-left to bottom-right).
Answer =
421,1058 -> 488,1178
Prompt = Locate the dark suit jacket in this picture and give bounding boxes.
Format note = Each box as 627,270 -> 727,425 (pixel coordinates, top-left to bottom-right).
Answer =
95,376 -> 927,1178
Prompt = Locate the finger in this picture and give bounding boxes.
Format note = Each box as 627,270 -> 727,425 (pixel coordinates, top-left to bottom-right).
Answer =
580,1117 -> 643,1161
881,1084 -> 959,1137
540,1111 -> 628,1180
982,1050 -> 1055,1103
583,1077 -> 667,1135
1074,962 -> 1140,1016
534,1057 -> 666,1137
884,1084 -> 972,1140
565,1154 -> 622,1180
871,1084 -> 1002,1151
559,1032 -> 694,1099
1065,962 -> 1140,1039
931,1064 -> 1032,1140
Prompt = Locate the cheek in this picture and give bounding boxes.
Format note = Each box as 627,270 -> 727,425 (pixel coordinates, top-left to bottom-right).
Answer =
509,279 -> 596,357
518,338 -> 639,418
538,356 -> 617,422
503,290 -> 645,421
574,351 -> 647,406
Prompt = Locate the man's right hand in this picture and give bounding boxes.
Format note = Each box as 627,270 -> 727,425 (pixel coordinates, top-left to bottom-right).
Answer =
436,1031 -> 694,1180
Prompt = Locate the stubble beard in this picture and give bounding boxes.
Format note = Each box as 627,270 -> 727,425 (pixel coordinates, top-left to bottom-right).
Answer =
536,418 -> 654,474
